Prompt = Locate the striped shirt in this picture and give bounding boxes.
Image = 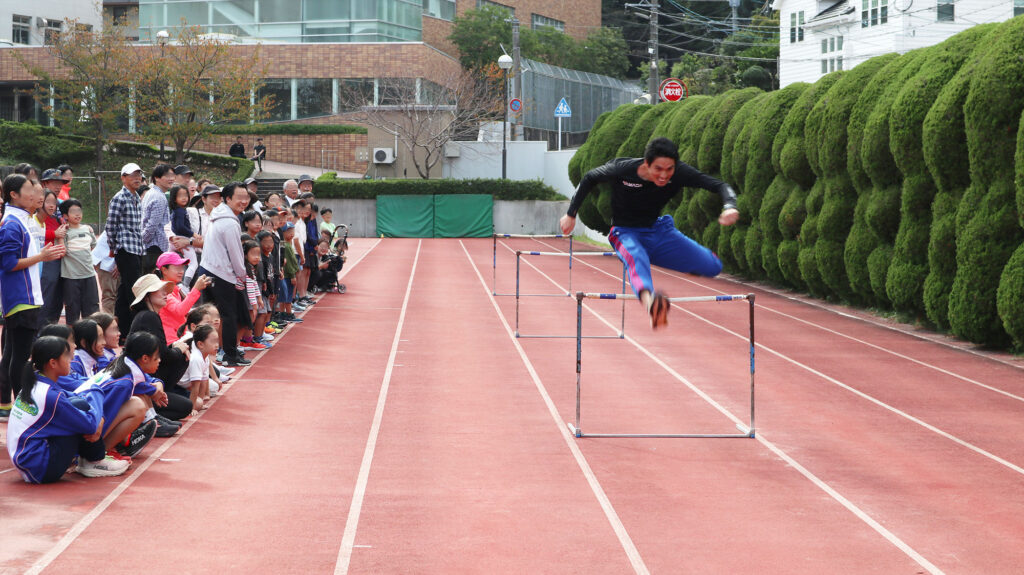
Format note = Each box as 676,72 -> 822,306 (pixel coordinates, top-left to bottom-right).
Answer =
105,186 -> 144,256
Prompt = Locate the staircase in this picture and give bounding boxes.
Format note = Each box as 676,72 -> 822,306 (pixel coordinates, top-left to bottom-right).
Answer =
254,177 -> 289,199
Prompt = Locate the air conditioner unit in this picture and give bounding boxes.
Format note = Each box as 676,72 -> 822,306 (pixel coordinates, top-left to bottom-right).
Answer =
373,148 -> 396,164
444,144 -> 461,158
36,17 -> 46,28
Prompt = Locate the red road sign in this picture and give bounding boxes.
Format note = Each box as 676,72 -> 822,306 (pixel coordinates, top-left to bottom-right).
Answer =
659,78 -> 688,102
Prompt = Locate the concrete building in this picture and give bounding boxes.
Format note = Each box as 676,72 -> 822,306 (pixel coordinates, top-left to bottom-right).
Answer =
773,0 -> 1024,87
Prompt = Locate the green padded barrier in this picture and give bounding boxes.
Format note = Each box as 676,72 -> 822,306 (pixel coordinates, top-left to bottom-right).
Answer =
376,195 -> 434,237
433,194 -> 493,238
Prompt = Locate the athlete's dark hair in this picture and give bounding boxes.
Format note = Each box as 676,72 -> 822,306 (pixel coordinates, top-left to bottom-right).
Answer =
73,319 -> 103,359
106,331 -> 160,379
88,312 -> 116,332
2,173 -> 29,205
21,336 -> 71,404
643,137 -> 679,164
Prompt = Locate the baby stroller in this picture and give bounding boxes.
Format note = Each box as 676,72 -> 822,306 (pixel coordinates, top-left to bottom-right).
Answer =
315,224 -> 348,294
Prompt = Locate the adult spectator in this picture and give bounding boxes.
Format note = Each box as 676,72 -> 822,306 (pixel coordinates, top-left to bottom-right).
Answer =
282,179 -> 299,207
58,164 -> 73,200
244,177 -> 263,212
142,164 -> 177,273
13,163 -> 39,183
105,163 -> 146,340
189,184 -> 222,258
196,182 -> 251,367
173,165 -> 193,188
252,138 -> 266,172
40,169 -> 65,198
298,174 -> 314,196
92,231 -> 119,315
229,137 -> 246,159
36,189 -> 67,326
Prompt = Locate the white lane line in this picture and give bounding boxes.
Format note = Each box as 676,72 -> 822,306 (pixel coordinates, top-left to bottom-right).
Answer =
528,240 -> 1024,467
462,240 -> 651,575
334,240 -> 422,575
504,244 -> 944,575
24,236 -> 386,575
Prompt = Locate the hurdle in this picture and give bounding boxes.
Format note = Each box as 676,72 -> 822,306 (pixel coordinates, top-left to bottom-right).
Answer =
567,292 -> 756,439
514,250 -> 627,339
492,234 -> 573,297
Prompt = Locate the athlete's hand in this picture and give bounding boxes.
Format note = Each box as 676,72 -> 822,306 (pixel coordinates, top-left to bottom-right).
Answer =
559,214 -> 576,235
719,208 -> 739,227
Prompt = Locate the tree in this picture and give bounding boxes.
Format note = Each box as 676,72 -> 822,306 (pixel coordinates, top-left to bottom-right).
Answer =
575,27 -> 631,79
133,25 -> 272,165
16,14 -> 135,172
449,6 -> 513,71
339,66 -> 502,179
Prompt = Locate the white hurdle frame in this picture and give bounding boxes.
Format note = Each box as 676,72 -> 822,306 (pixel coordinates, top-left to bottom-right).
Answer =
567,292 -> 757,439
514,251 -> 627,339
492,234 -> 573,297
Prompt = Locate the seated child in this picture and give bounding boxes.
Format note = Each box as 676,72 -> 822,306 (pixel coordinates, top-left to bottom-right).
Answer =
179,324 -> 219,415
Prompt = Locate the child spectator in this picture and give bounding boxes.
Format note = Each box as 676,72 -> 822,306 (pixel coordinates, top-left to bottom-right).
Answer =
88,312 -> 121,371
180,324 -> 219,415
256,231 -> 280,335
320,207 -> 336,237
6,336 -> 131,482
169,184 -> 200,285
59,199 -> 100,323
92,232 -> 120,315
0,174 -> 66,420
155,252 -> 211,343
239,240 -> 269,351
71,319 -> 107,380
277,222 -> 301,323
36,189 -> 69,326
241,209 -> 262,240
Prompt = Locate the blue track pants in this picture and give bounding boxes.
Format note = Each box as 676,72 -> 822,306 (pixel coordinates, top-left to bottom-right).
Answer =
608,215 -> 722,296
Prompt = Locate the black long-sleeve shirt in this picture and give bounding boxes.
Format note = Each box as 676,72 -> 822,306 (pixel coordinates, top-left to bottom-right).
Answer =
567,158 -> 737,228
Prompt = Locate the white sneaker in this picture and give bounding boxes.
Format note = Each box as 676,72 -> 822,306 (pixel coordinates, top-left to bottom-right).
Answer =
260,333 -> 274,341
218,365 -> 235,376
76,455 -> 131,477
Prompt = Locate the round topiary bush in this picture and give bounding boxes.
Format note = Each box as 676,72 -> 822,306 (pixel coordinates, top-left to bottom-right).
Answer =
948,16 -> 1024,345
773,79 -> 832,189
760,175 -> 797,284
799,180 -> 829,298
617,103 -> 676,158
698,87 -> 762,176
722,93 -> 770,188
998,109 -> 1024,349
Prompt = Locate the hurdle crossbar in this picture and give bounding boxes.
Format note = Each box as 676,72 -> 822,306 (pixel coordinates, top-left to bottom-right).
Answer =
514,252 -> 627,339
569,292 -> 756,439
492,234 -> 572,296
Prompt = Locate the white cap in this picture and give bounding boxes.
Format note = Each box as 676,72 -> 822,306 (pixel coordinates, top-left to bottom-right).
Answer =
120,162 -> 143,175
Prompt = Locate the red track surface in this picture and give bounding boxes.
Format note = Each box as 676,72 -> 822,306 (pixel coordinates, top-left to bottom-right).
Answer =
2,237 -> 1023,574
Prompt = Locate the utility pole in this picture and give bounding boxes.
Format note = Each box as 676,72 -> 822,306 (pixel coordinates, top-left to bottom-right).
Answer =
511,16 -> 521,140
627,1 -> 660,103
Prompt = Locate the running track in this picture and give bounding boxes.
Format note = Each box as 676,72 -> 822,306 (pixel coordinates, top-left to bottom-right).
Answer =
1,237 -> 1023,574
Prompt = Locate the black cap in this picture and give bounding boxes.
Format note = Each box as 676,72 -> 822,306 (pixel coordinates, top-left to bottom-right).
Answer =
173,165 -> 193,176
40,168 -> 63,182
244,177 -> 257,186
201,185 -> 222,196
297,174 -> 313,184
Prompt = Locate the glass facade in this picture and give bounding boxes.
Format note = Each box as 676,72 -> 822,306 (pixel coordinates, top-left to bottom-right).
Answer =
138,0 -> 424,43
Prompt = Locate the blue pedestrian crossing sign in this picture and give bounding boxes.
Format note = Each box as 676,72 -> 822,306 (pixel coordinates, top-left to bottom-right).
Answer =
554,98 -> 572,118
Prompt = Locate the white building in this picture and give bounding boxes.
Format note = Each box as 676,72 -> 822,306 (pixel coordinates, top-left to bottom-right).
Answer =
773,0 -> 1024,87
0,2 -> 103,46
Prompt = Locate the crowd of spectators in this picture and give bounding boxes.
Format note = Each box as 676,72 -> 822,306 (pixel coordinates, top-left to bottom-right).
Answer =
1,161 -> 347,482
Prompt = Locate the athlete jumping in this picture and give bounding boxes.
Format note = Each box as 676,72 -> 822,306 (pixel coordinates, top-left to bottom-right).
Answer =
560,137 -> 740,328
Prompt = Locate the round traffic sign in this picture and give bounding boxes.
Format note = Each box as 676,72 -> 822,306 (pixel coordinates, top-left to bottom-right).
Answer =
509,98 -> 522,112
659,78 -> 688,102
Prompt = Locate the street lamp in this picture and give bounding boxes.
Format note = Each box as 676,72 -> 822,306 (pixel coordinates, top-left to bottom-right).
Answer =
497,54 -> 513,180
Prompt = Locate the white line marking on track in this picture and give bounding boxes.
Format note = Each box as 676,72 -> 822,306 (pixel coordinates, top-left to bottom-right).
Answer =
335,239 -> 422,575
524,240 -> 1024,473
463,240 -> 652,575
503,241 -> 945,575
23,237 -> 386,575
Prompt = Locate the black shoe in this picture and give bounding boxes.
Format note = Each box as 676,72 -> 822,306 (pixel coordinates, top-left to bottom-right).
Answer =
224,356 -> 251,367
153,414 -> 180,438
116,419 -> 157,457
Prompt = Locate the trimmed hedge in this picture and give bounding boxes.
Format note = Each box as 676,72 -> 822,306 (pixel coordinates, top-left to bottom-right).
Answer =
108,140 -> 254,182
311,175 -> 563,200
567,23 -> 1023,350
212,124 -> 367,135
0,121 -> 94,168
617,103 -> 677,158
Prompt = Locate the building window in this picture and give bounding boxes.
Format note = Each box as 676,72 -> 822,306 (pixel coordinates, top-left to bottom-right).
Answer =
837,35 -> 844,50
790,11 -> 805,42
478,0 -> 515,16
862,0 -> 889,26
1016,0 -> 1024,16
937,0 -> 954,21
822,39 -> 828,53
12,14 -> 30,45
423,0 -> 456,21
43,18 -> 63,45
532,14 -> 565,31
838,56 -> 844,70
822,59 -> 828,73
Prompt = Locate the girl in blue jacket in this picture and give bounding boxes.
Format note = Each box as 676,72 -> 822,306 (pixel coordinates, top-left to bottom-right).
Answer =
6,336 -> 130,483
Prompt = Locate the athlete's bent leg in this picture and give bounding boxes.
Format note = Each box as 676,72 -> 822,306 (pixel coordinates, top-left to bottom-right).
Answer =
647,216 -> 723,277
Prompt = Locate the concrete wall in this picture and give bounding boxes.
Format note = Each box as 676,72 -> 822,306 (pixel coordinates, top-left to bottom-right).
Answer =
313,199 -> 377,238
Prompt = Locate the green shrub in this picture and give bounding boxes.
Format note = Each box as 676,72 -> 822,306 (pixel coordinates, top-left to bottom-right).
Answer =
664,96 -> 712,146
798,180 -> 829,297
697,88 -> 761,175
998,243 -> 1024,350
772,80 -> 825,188
617,103 -> 676,158
212,123 -> 367,135
649,101 -> 686,140
759,175 -> 796,284
949,17 -> 1024,345
311,177 -> 563,200
721,93 -> 769,187
0,121 -> 93,168
680,97 -> 723,167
